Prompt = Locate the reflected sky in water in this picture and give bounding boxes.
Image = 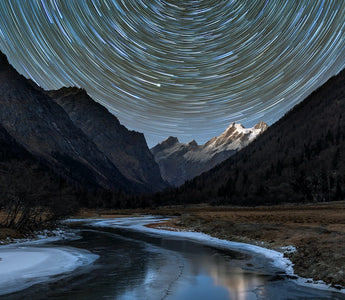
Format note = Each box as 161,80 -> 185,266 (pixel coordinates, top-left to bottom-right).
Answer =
2,225 -> 345,300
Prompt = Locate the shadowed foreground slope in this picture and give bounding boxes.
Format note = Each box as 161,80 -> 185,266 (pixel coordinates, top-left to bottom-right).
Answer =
0,123 -> 78,230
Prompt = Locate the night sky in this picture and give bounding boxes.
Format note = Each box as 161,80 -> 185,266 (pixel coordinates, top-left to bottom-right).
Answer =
0,1 -> 345,147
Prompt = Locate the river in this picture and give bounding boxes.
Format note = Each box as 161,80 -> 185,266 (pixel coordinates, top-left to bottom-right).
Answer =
1,217 -> 344,300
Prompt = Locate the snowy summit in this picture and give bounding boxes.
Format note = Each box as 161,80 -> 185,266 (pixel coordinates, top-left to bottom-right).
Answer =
151,122 -> 268,186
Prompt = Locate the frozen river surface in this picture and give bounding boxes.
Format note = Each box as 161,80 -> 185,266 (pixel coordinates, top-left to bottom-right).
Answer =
1,216 -> 344,300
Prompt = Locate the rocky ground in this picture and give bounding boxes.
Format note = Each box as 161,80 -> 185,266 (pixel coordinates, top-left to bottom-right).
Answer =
0,227 -> 25,243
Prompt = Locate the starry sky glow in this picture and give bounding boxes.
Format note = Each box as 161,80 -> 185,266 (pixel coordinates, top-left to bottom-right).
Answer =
0,0 -> 345,146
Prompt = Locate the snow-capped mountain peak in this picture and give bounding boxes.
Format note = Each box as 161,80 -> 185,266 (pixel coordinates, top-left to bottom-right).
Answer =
205,122 -> 268,153
151,121 -> 268,186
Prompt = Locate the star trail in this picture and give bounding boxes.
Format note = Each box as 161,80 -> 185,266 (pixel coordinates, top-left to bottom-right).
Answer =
0,0 -> 345,146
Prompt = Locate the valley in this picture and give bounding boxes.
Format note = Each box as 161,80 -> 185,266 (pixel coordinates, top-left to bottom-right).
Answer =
0,2 -> 345,295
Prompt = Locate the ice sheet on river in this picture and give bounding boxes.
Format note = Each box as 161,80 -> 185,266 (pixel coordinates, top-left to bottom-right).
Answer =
80,216 -> 345,294
0,242 -> 98,295
83,216 -> 293,272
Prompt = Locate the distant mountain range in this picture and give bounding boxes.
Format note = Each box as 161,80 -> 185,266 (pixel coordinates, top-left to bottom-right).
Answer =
2,48 -> 344,209
151,122 -> 268,186
0,52 -> 166,195
161,68 -> 345,205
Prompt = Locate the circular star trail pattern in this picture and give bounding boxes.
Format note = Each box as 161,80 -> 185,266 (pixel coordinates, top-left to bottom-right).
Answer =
0,1 -> 345,146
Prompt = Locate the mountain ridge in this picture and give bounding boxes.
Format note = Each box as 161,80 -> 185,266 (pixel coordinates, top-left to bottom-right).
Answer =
0,51 -> 163,194
151,121 -> 268,186
47,86 -> 167,191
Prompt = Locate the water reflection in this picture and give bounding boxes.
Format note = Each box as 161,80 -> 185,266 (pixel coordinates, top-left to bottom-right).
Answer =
165,243 -> 265,300
1,225 -> 345,300
207,261 -> 263,300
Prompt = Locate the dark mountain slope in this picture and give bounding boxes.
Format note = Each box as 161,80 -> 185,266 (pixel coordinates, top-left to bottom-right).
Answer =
162,68 -> 345,205
0,52 -> 136,192
0,123 -> 78,229
47,87 -> 167,192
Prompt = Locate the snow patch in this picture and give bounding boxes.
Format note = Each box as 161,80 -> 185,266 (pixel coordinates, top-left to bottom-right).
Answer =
0,230 -> 98,296
281,245 -> 297,254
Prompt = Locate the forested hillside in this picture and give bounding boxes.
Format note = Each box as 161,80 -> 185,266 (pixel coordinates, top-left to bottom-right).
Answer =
155,68 -> 345,206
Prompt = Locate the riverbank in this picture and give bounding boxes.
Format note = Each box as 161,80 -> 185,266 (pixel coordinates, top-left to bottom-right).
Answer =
0,210 -> 65,245
73,201 -> 345,289
0,224 -> 64,245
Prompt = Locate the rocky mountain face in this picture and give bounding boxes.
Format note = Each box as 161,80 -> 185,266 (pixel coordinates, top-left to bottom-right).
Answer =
0,52 -> 160,193
151,122 -> 268,186
0,122 -> 34,162
47,87 -> 166,191
162,68 -> 345,205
